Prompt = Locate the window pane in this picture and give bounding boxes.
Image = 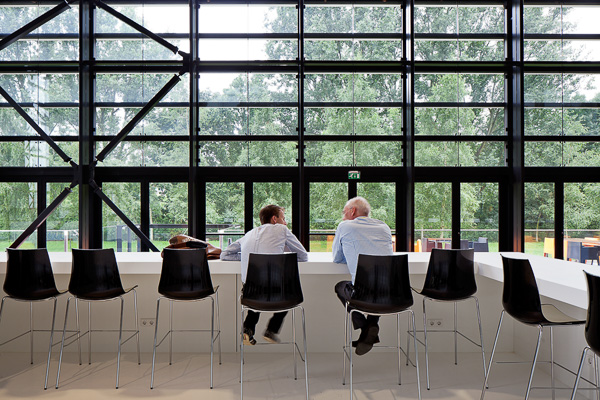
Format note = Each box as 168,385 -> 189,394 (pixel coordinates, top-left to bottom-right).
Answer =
150,182 -> 188,248
565,183 -> 600,263
415,142 -> 459,167
525,142 -> 563,166
0,182 -> 37,248
461,182 -> 498,251
102,183 -> 141,252
414,182 -> 451,251
355,142 -> 402,166
253,183 -> 292,228
357,183 -> 395,230
248,142 -> 297,166
305,142 -> 353,166
525,183 -> 554,257
206,182 -> 244,249
199,5 -> 297,34
47,183 -> 79,252
309,182 -> 347,252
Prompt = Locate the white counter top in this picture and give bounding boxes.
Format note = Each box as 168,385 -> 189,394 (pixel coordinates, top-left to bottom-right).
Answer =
0,250 -> 592,308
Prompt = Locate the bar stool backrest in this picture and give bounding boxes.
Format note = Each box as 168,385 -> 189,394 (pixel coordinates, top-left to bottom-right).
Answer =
350,254 -> 413,314
500,256 -> 544,324
69,248 -> 125,299
420,248 -> 476,300
584,271 -> 600,355
159,248 -> 214,299
4,248 -> 58,300
242,253 -> 302,311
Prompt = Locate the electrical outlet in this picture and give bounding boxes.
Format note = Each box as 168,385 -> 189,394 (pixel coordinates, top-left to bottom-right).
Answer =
427,318 -> 443,327
141,318 -> 155,328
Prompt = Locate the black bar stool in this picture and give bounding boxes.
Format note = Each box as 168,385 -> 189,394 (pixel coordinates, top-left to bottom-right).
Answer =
342,254 -> 421,400
150,248 -> 221,389
56,248 -> 140,389
240,252 -> 308,400
481,255 -> 585,400
408,248 -> 486,390
571,270 -> 600,399
1,248 -> 67,389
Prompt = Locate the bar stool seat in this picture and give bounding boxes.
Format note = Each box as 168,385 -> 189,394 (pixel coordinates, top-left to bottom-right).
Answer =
408,248 -> 486,390
1,248 -> 67,389
56,248 -> 140,389
240,252 -> 309,400
342,254 -> 421,400
481,255 -> 584,400
151,248 -> 221,389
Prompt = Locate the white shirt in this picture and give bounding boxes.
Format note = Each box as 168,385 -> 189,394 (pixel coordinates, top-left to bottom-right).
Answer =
332,216 -> 393,283
220,223 -> 308,282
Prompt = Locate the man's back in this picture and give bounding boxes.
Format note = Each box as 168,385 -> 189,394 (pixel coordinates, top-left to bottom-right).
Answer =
332,216 -> 393,282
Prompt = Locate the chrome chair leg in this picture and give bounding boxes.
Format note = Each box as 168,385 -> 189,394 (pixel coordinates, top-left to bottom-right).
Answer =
301,307 -> 309,400
595,354 -> 599,400
133,290 -> 140,365
422,297 -> 430,390
397,314 -> 402,385
571,346 -> 589,400
293,308 -> 297,380
44,298 -> 58,390
116,296 -> 124,389
349,309 -> 355,400
406,312 -> 411,366
87,301 -> 91,365
474,296 -> 487,385
410,310 -> 422,400
210,297 -> 215,389
550,326 -> 555,400
240,306 -> 245,399
216,291 -> 222,365
169,300 -> 173,365
29,302 -> 33,365
481,310 -> 504,400
150,297 -> 161,389
454,302 -> 458,365
342,303 -> 349,385
524,326 -> 543,400
56,296 -> 72,389
74,299 -> 81,365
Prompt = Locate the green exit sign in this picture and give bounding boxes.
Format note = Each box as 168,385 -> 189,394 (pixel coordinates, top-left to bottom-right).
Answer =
348,170 -> 361,180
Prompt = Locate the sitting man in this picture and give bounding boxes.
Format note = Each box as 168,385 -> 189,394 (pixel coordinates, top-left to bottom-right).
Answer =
332,196 -> 393,355
221,204 -> 308,345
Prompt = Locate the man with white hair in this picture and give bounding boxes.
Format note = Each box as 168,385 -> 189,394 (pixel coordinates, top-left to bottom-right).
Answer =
332,196 -> 393,355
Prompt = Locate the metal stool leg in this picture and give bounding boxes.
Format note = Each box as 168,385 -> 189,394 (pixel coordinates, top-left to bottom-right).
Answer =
524,326 -> 543,400
481,310 -> 505,400
116,296 -> 124,389
410,310 -> 422,400
240,306 -> 245,399
292,309 -> 297,380
342,303 -> 349,385
216,291 -> 222,365
209,297 -> 215,389
422,297 -> 430,390
150,297 -> 161,389
56,296 -> 72,389
44,298 -> 58,390
133,290 -> 140,365
87,301 -> 91,365
169,300 -> 173,365
29,302 -> 33,365
474,296 -> 487,384
397,314 -> 402,385
571,346 -> 589,400
301,307 -> 309,400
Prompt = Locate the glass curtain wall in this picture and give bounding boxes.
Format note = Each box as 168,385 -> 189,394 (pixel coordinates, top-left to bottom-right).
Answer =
1,1 -> 599,262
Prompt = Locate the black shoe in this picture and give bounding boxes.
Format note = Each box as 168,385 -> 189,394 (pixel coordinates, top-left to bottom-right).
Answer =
355,325 -> 379,356
263,329 -> 281,344
243,327 -> 256,345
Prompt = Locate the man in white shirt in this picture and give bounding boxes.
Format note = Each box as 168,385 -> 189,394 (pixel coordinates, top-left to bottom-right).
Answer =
221,204 -> 308,345
332,196 -> 393,355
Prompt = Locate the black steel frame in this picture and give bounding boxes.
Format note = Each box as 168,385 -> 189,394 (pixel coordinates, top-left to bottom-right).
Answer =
0,0 -> 599,257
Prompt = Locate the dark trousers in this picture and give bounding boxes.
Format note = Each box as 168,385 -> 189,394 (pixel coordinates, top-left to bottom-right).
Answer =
243,310 -> 287,334
335,280 -> 379,330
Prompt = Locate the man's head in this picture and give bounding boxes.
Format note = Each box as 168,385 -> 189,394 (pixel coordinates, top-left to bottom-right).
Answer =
342,196 -> 370,221
259,204 -> 286,225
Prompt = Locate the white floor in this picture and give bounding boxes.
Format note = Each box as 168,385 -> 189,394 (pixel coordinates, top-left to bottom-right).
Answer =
0,349 -> 591,399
